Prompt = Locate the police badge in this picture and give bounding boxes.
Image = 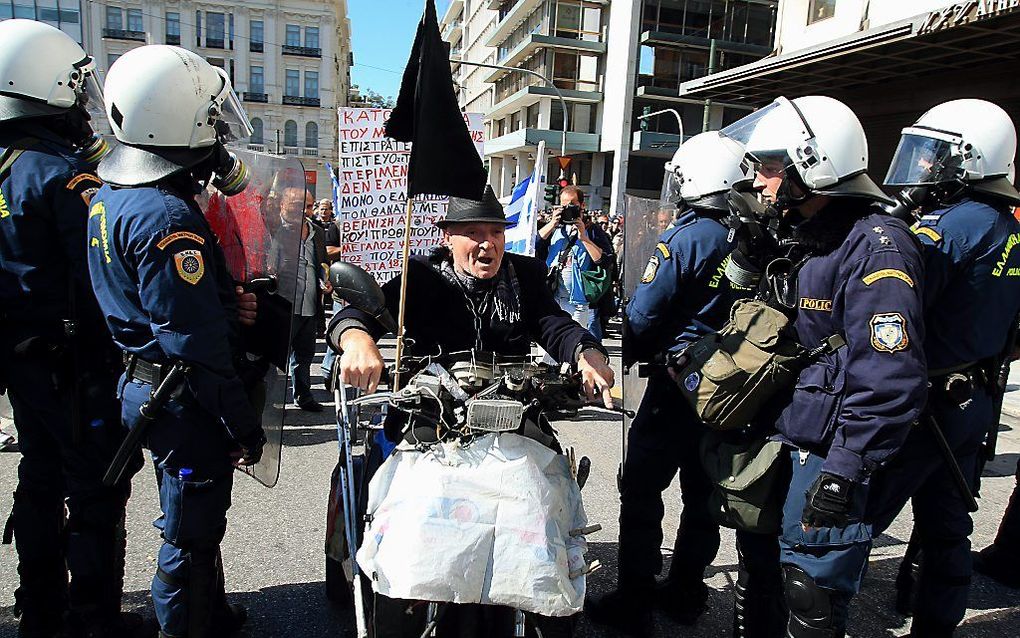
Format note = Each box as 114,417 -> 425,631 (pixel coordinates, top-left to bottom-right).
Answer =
173,249 -> 205,285
870,312 -> 908,352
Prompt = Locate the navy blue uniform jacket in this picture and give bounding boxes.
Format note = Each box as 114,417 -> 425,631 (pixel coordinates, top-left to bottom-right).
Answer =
625,209 -> 740,364
86,181 -> 258,441
776,211 -> 927,482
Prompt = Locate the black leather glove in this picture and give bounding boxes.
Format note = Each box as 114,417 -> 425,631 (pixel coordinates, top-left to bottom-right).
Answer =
802,472 -> 854,528
233,427 -> 267,466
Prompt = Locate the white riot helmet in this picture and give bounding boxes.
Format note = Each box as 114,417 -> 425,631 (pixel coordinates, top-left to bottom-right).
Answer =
660,132 -> 753,212
0,19 -> 105,123
884,99 -> 1020,205
721,95 -> 892,206
99,45 -> 253,188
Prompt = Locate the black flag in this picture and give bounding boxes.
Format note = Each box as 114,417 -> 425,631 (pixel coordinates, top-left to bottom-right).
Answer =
385,0 -> 487,200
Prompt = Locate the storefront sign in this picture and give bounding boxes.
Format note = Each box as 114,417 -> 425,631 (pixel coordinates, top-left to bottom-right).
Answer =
918,0 -> 1020,35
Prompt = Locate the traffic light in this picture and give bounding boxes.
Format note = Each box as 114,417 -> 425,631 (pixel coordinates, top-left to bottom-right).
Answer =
544,182 -> 559,204
557,176 -> 570,189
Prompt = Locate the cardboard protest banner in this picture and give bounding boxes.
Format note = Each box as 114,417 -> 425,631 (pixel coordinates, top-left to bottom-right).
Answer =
335,107 -> 484,281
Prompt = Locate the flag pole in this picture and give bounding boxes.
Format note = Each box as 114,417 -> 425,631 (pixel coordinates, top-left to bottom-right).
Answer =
393,194 -> 415,389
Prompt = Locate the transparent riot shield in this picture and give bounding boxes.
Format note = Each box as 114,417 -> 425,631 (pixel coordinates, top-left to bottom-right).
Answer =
619,195 -> 673,460
202,149 -> 307,487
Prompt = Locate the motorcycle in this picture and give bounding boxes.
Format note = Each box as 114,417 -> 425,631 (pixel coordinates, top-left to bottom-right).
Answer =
322,263 -> 611,638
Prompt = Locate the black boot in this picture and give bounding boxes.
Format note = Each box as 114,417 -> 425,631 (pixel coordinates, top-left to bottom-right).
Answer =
653,577 -> 709,625
907,616 -> 956,638
973,546 -> 1020,588
584,587 -> 653,637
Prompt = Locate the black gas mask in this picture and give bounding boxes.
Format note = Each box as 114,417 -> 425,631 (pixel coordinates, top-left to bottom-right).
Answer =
723,183 -> 792,290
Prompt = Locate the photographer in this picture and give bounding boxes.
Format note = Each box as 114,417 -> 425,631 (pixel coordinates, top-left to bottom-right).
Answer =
538,186 -> 612,339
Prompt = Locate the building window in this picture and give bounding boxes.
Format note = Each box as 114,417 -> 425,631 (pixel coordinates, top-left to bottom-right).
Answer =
126,8 -> 141,32
166,12 -> 180,44
250,66 -> 264,93
304,71 -> 318,98
305,26 -> 319,50
285,24 -> 301,47
107,53 -> 120,69
195,10 -> 201,46
250,117 -> 264,145
206,12 -> 224,48
228,14 -> 234,49
284,120 -> 298,147
250,20 -> 264,52
285,70 -> 300,97
105,6 -> 121,30
808,0 -> 836,25
552,1 -> 602,42
305,122 -> 318,148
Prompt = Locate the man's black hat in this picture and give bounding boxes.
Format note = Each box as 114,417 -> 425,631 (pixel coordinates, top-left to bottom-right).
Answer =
437,185 -> 509,228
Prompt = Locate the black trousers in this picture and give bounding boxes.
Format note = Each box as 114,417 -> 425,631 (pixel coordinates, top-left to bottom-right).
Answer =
617,374 -> 720,590
372,595 -> 574,638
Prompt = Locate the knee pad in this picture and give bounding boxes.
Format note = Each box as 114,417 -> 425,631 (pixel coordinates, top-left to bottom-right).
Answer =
784,565 -> 840,637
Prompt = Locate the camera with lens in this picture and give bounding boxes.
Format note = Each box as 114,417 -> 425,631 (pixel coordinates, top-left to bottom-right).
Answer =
559,204 -> 582,224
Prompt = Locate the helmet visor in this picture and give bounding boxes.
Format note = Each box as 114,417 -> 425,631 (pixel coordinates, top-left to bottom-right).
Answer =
884,132 -> 963,186
660,166 -> 683,208
719,98 -> 810,173
75,58 -> 106,120
211,68 -> 254,144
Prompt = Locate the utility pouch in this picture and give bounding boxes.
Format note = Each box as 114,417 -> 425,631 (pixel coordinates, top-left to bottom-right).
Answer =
700,429 -> 788,534
675,298 -> 844,431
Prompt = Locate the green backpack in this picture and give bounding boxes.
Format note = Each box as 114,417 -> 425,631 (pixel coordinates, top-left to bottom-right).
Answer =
675,298 -> 844,432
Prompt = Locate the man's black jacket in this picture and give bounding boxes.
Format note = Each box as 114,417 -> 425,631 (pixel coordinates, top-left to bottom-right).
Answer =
328,250 -> 601,363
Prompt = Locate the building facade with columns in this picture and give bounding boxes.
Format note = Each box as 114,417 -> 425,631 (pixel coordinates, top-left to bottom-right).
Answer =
1,0 -> 351,196
441,0 -> 778,216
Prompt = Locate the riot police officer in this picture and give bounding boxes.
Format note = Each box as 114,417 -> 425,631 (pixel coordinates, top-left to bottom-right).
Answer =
85,46 -> 265,638
874,99 -> 1020,636
585,133 -> 755,634
720,96 -> 928,638
0,20 -> 143,638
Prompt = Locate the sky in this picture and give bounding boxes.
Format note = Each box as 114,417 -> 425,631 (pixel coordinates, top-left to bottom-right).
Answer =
348,0 -> 453,99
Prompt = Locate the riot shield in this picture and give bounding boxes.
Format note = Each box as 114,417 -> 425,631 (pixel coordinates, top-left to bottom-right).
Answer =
202,148 -> 307,487
619,195 -> 672,459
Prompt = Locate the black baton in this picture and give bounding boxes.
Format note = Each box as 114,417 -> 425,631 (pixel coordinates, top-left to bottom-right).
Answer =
102,362 -> 190,487
924,413 -> 979,513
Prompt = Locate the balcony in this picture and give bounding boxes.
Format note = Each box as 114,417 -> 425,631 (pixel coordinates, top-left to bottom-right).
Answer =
250,41 -> 264,53
484,127 -> 600,156
246,143 -> 268,153
243,92 -> 269,103
301,148 -> 319,157
487,84 -> 602,122
282,45 -> 321,58
484,0 -> 543,48
283,96 -> 321,107
639,31 -> 771,57
166,34 -> 180,45
485,34 -> 606,82
283,146 -> 300,155
102,28 -> 146,42
443,20 -> 462,45
441,0 -> 464,26
631,130 -> 684,158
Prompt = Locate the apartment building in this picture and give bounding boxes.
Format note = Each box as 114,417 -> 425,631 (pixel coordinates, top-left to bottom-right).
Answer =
442,0 -> 778,216
1,0 -> 352,196
680,0 -> 1020,180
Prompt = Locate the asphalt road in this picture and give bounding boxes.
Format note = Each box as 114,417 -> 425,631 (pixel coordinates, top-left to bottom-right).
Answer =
2,333 -> 1019,637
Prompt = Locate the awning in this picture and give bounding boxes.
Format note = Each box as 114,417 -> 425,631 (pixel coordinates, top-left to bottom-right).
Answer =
678,6 -> 1020,107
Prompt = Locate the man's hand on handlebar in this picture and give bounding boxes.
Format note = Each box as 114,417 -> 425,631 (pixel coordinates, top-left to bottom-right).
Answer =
577,348 -> 615,409
339,329 -> 386,394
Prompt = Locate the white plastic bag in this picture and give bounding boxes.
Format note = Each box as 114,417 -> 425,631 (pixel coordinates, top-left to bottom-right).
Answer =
356,433 -> 589,617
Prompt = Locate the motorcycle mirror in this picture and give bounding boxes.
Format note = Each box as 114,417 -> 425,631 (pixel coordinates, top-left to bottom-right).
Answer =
328,262 -> 398,333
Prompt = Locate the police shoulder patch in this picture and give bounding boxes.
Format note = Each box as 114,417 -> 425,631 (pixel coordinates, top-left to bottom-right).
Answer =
862,268 -> 914,288
641,255 -> 660,284
913,226 -> 943,244
65,173 -> 103,206
173,249 -> 205,285
870,312 -> 908,353
157,231 -> 206,251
